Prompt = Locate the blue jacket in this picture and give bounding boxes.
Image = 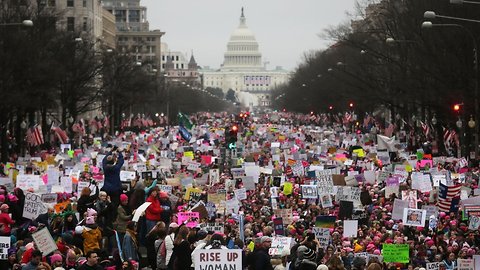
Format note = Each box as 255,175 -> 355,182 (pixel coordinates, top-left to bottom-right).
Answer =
102,152 -> 124,193
123,231 -> 139,261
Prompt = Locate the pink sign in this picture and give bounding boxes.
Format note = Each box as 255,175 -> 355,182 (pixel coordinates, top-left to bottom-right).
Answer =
177,212 -> 200,228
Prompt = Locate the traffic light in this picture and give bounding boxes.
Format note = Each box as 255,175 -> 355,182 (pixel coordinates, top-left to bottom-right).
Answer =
225,125 -> 238,149
453,104 -> 461,112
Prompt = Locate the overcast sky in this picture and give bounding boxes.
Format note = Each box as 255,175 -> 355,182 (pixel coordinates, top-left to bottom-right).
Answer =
141,0 -> 357,70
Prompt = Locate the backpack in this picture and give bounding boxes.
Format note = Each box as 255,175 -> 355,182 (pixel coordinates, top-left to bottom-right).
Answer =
156,239 -> 167,269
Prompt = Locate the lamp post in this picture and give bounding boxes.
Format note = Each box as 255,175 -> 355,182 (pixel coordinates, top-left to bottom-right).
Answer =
422,19 -> 479,159
164,74 -> 170,125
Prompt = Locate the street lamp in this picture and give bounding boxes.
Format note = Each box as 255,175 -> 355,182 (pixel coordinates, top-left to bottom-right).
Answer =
0,20 -> 33,27
422,19 -> 479,158
386,37 -> 417,44
424,11 -> 480,23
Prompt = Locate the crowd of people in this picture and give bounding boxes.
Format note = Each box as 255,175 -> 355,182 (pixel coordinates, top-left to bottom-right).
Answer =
0,111 -> 477,270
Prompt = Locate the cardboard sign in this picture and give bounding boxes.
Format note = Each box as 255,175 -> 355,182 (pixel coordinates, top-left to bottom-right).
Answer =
158,185 -> 173,194
382,244 -> 409,263
426,262 -> 439,270
457,259 -> 474,270
234,188 -> 247,201
193,249 -> 242,270
16,174 -> 40,191
403,208 -> 426,227
41,193 -> 58,204
120,171 -> 136,181
32,228 -> 57,255
132,202 -> 152,222
0,236 -> 10,260
23,193 -> 48,220
199,222 -> 224,234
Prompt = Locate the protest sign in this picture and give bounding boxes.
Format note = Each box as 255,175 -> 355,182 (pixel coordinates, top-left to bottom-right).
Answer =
268,236 -> 292,256
319,193 -> 333,208
382,244 -> 409,263
199,222 -> 224,234
120,171 -> 136,181
0,236 -> 10,260
403,208 -> 426,227
158,185 -> 173,194
23,193 -> 48,220
426,262 -> 439,270
178,212 -> 200,228
193,249 -> 242,270
273,218 -> 284,236
16,174 -> 40,191
41,193 -> 58,204
392,199 -> 409,220
132,202 -> 152,222
343,220 -> 358,238
32,228 -> 57,255
317,170 -> 334,195
234,188 -> 247,201
301,185 -> 318,199
457,259 -> 474,270
312,227 -> 330,250
469,215 -> 480,230
274,208 -> 293,224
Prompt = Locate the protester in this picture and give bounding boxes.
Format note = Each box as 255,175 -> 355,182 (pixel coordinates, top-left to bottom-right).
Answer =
77,250 -> 103,270
145,186 -> 162,234
170,225 -> 191,270
122,221 -> 139,262
102,147 -> 124,207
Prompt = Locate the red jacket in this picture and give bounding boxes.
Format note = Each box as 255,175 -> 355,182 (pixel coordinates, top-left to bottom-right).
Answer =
0,213 -> 14,235
146,196 -> 162,221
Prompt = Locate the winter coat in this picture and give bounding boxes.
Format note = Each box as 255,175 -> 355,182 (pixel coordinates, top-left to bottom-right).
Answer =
82,226 -> 102,254
122,231 -> 139,261
114,205 -> 132,233
102,152 -> 124,194
145,196 -> 162,221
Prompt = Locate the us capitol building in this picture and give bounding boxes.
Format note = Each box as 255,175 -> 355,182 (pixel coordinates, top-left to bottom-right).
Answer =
200,8 -> 291,109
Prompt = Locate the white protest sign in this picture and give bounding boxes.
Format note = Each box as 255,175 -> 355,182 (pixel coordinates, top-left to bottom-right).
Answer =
426,262 -> 439,270
187,161 -> 201,171
23,193 -> 48,220
457,259 -> 474,270
0,236 -> 10,260
234,188 -> 247,201
132,202 -> 152,222
158,185 -> 173,194
301,185 -> 318,199
194,249 -> 242,270
16,174 -> 40,191
268,237 -> 292,256
41,193 -> 58,204
60,176 -> 73,193
343,220 -> 358,238
120,171 -> 136,181
469,216 -> 480,230
317,170 -> 334,195
312,227 -> 330,249
32,228 -> 57,255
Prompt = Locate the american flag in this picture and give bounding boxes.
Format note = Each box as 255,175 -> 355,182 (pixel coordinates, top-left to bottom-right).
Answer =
421,121 -> 431,138
26,125 -> 44,146
51,126 -> 69,144
343,112 -> 352,124
439,183 -> 462,200
443,128 -> 457,151
437,197 -> 460,213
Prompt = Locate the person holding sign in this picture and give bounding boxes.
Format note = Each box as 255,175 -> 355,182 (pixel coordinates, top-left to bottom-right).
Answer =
102,146 -> 124,208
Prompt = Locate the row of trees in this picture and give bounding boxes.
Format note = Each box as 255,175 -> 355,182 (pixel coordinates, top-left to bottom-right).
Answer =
0,2 -> 230,161
272,0 -> 480,129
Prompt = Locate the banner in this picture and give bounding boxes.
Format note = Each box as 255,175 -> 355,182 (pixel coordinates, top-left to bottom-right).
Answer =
193,249 -> 242,270
23,193 -> 48,220
178,212 -> 200,228
0,236 -> 10,260
382,244 -> 409,263
268,237 -> 292,256
32,228 -> 58,255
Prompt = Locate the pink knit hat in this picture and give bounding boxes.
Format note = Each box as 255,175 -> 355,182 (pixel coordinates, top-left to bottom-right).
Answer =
87,208 -> 97,217
86,216 -> 95,225
50,254 -> 63,265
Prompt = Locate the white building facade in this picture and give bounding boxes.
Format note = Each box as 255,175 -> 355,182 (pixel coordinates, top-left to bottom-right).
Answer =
200,8 -> 290,109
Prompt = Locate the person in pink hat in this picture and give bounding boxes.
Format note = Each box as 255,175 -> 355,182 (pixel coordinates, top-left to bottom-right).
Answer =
0,204 -> 14,236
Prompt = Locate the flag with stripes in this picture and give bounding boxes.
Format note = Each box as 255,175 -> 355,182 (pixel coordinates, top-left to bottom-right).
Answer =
439,183 -> 461,200
443,128 -> 457,150
51,126 -> 68,144
343,112 -> 352,124
437,197 -> 460,213
421,121 -> 430,138
26,125 -> 44,146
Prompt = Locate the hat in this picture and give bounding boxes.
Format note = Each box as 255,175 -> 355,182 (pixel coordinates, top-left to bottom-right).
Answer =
50,254 -> 63,264
0,204 -> 9,211
260,236 -> 272,243
86,216 -> 95,225
303,248 -> 316,261
197,230 -> 208,240
120,194 -> 128,202
317,265 -> 328,270
86,208 -> 97,217
25,242 -> 34,250
159,191 -> 169,199
352,256 -> 366,268
0,195 -> 5,203
7,194 -> 18,202
169,222 -> 179,228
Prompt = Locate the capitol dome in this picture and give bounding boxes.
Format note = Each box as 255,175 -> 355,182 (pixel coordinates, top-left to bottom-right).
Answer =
221,8 -> 264,71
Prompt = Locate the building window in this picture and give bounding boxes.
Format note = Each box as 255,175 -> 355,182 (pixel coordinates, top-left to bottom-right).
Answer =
67,17 -> 74,31
181,64 -> 184,69
48,0 -> 55,6
162,64 -> 165,69
82,0 -> 86,7
67,0 -> 74,7
176,56 -> 179,61
162,55 -> 165,61
82,17 -> 87,31
176,64 -> 178,69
